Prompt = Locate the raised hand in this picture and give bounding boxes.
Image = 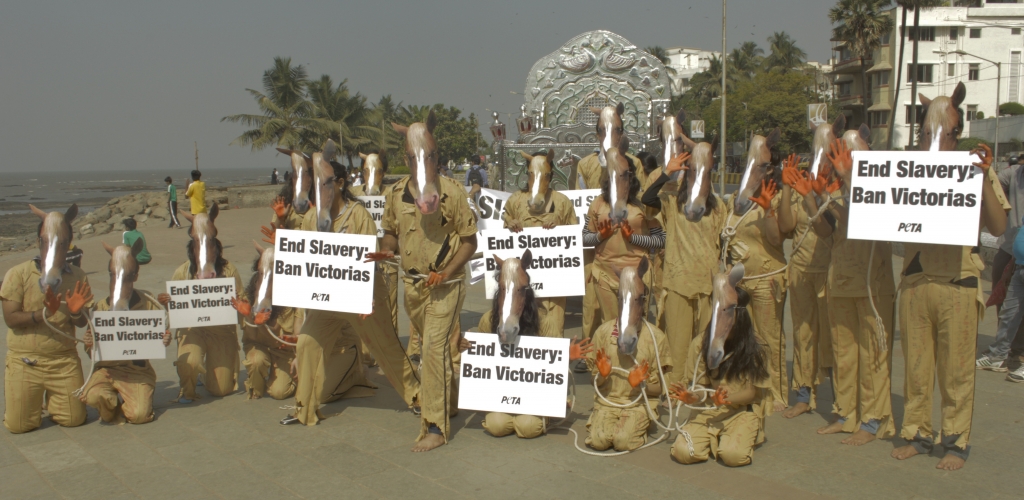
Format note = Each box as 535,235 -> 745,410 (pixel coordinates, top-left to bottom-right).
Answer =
811,170 -> 829,196
363,250 -> 395,263
65,281 -> 92,315
507,219 -> 524,233
826,177 -> 843,194
712,386 -> 732,406
157,293 -> 171,306
782,166 -> 812,197
628,360 -> 650,388
260,223 -> 278,245
750,179 -> 778,211
665,152 -> 692,175
231,297 -> 251,317
827,138 -> 853,179
568,336 -> 594,361
597,220 -> 615,241
669,382 -> 699,405
254,310 -> 271,326
971,143 -> 994,171
426,271 -> 448,287
43,286 -> 61,315
271,196 -> 289,219
162,330 -> 173,347
782,153 -> 800,172
620,222 -> 634,240
596,349 -> 612,378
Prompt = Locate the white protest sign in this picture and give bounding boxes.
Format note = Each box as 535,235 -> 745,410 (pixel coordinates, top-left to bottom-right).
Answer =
458,331 -> 570,418
91,310 -> 166,361
272,229 -> 376,314
469,258 -> 486,285
480,225 -> 585,299
165,278 -> 239,329
847,150 -> 983,246
559,189 -> 599,248
356,196 -> 385,238
468,187 -> 512,230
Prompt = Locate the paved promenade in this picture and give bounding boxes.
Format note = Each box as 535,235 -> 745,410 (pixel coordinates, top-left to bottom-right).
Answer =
0,207 -> 1021,499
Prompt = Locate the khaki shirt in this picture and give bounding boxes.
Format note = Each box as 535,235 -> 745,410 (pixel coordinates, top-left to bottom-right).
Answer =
90,290 -> 160,377
170,260 -> 244,335
502,191 -> 578,229
574,152 -> 643,190
659,185 -> 726,298
587,198 -> 661,280
1,260 -> 93,356
725,196 -> 787,290
787,193 -> 832,273
381,176 -> 477,279
272,210 -> 305,231
299,198 -> 377,237
827,194 -> 895,298
586,320 -> 672,407
682,332 -> 769,443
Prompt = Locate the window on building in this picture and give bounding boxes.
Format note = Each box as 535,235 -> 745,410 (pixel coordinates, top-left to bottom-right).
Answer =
970,28 -> 982,39
950,27 -> 958,40
966,105 -> 979,122
948,63 -> 956,77
869,111 -> 890,128
881,31 -> 891,45
680,78 -> 690,88
904,26 -> 936,42
874,70 -> 891,87
958,0 -> 979,5
987,0 -> 1019,4
1014,28 -> 1022,36
838,82 -> 853,97
906,105 -> 925,125
969,63 -> 980,81
907,64 -> 934,83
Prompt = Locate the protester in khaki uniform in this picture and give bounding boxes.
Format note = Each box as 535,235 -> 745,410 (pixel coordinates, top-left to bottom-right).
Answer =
502,150 -> 580,338
573,150 -> 643,191
239,295 -> 301,400
2,205 -> 93,433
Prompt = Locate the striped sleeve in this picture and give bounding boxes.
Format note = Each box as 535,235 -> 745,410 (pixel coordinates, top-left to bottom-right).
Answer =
629,226 -> 665,250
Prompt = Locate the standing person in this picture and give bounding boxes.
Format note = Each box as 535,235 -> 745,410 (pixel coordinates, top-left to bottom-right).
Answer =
165,177 -> 181,228
121,219 -> 151,265
465,155 -> 488,212
184,170 -> 207,215
2,205 -> 93,433
991,217 -> 1024,382
271,168 -> 279,185
367,112 -> 478,452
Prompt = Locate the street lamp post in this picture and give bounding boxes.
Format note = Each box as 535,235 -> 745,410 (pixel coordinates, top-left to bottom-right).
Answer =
951,50 -> 1001,161
720,0 -> 727,195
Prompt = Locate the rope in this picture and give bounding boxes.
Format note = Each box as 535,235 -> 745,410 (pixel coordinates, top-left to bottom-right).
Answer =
866,241 -> 888,353
243,320 -> 297,346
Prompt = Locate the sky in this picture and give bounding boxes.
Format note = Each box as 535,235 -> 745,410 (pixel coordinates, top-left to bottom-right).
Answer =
0,0 -> 834,174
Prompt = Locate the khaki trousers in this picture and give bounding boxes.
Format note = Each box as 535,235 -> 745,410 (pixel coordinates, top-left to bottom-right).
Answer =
899,281 -> 978,451
404,278 -> 465,441
293,310 -> 375,426
83,365 -> 155,424
242,339 -> 296,400
828,294 -> 895,437
581,252 -> 601,340
586,404 -> 650,452
359,269 -> 420,408
175,327 -> 240,400
4,353 -> 86,433
482,412 -> 545,439
538,297 -> 567,338
788,267 -> 832,408
650,251 -> 667,330
744,278 -> 786,409
663,290 -> 712,385
672,411 -> 760,467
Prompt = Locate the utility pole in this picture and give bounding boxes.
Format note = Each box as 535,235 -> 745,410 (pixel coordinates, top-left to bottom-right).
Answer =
195,141 -> 199,172
720,0 -> 727,195
908,7 -> 921,150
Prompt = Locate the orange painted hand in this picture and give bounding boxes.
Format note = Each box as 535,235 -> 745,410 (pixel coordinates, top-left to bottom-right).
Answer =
426,271 -> 447,287
597,220 -> 615,241
628,360 -> 650,388
254,310 -> 271,326
971,143 -> 994,171
271,196 -> 289,219
620,222 -> 634,240
260,223 -> 278,245
826,177 -> 843,194
280,335 -> 298,345
827,138 -> 853,179
231,297 -> 252,317
782,166 -> 812,196
568,337 -> 594,361
507,219 -> 524,233
43,286 -> 61,315
749,179 -> 778,211
782,153 -> 800,172
162,330 -> 172,347
811,170 -> 829,196
669,382 -> 699,405
363,250 -> 395,263
596,349 -> 612,378
65,281 -> 92,315
665,152 -> 691,176
712,386 -> 732,406
157,293 -> 171,306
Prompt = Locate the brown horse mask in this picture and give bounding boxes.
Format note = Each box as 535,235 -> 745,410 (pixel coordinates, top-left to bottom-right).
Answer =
681,136 -> 719,222
808,115 -> 846,179
919,82 -> 966,152
492,249 -> 535,344
842,124 -> 872,152
181,203 -> 220,279
592,102 -> 625,168
615,257 -> 649,356
251,241 -> 276,322
312,139 -> 341,233
357,151 -> 388,196
277,148 -> 313,214
393,110 -> 441,214
520,149 -> 556,213
102,239 -> 144,311
32,204 -> 77,292
707,263 -> 745,370
735,127 -> 781,214
606,136 -> 633,225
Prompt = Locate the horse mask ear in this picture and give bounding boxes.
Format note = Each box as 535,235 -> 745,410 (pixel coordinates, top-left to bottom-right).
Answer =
322,139 -> 339,162
520,151 -> 534,162
358,152 -> 368,160
832,114 -> 847,139
676,109 -> 688,127
103,242 -> 116,255
728,263 -> 745,288
426,110 -> 438,133
252,240 -> 265,256
709,133 -> 720,155
130,237 -> 145,259
28,204 -> 47,220
546,149 -> 555,165
64,204 -> 78,224
391,122 -> 409,135
493,255 -> 505,269
766,127 -> 782,151
589,106 -> 603,115
615,102 -> 625,117
208,202 -> 219,222
520,249 -> 533,270
858,124 -> 871,143
951,82 -> 967,108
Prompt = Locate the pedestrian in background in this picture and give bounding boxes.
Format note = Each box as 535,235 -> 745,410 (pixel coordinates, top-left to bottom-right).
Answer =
165,176 -> 181,228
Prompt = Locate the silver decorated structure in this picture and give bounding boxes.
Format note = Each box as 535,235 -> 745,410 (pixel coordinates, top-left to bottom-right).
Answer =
496,30 -> 672,191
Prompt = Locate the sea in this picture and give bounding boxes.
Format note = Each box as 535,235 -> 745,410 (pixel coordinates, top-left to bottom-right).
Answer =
0,167 -> 274,215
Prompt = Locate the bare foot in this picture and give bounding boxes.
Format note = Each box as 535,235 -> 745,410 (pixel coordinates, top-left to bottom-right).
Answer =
936,453 -> 965,471
891,444 -> 920,460
841,429 -> 876,446
411,433 -> 445,452
772,401 -> 786,413
817,420 -> 844,435
783,402 -> 810,419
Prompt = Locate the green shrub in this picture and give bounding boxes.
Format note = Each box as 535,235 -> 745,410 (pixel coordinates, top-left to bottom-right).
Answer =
956,137 -> 991,151
1000,102 -> 1024,116
390,165 -> 410,175
976,111 -> 985,120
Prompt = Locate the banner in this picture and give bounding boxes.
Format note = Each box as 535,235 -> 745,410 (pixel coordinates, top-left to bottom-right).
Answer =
356,196 -> 385,238
691,120 -> 705,139
469,187 -> 512,231
91,310 -> 166,361
165,278 -> 239,329
469,258 -> 487,285
458,331 -> 570,419
480,225 -> 585,298
847,151 -> 983,246
559,189 -> 600,223
272,229 -> 376,314
808,103 -> 828,130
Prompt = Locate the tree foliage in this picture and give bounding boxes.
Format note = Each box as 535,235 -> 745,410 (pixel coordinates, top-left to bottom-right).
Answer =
1000,102 -> 1024,116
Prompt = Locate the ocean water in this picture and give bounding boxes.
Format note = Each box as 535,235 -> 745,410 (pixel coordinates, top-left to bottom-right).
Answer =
0,167 -> 276,215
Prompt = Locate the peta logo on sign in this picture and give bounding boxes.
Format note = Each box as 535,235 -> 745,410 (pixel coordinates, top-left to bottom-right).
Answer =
897,223 -> 922,233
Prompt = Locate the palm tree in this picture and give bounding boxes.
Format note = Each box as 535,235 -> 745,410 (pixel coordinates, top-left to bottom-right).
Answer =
358,95 -> 405,158
690,55 -> 730,101
644,46 -> 671,66
830,0 -> 895,120
764,31 -> 808,72
730,41 -> 765,80
306,75 -> 369,166
221,57 -> 318,151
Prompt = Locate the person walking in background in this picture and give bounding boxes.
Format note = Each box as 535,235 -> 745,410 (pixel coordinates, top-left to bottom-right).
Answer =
271,168 -> 279,185
465,155 -> 488,212
185,170 -> 207,215
121,219 -> 151,265
165,176 -> 181,228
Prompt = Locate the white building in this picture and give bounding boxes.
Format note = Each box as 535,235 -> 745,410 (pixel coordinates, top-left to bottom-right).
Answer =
664,47 -> 721,95
833,1 -> 1024,150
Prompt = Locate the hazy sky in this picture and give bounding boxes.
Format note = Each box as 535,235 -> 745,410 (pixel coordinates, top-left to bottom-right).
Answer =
1,0 -> 833,173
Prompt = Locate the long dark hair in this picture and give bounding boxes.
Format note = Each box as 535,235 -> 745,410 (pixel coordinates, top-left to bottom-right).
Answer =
185,238 -> 227,278
245,255 -> 281,323
489,270 -> 540,336
701,288 -> 768,384
330,160 -> 359,203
